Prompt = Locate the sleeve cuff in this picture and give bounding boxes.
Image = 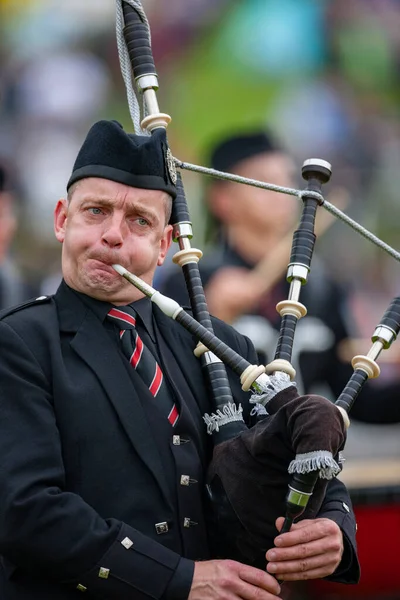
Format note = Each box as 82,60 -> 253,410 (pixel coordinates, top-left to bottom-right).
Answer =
65,521 -> 185,599
318,501 -> 360,584
162,557 -> 194,600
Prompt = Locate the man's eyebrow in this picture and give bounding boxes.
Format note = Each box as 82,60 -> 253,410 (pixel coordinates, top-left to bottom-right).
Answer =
80,197 -> 115,206
80,197 -> 159,220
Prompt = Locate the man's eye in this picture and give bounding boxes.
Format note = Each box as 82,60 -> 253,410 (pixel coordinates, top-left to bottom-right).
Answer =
137,217 -> 149,226
88,207 -> 103,215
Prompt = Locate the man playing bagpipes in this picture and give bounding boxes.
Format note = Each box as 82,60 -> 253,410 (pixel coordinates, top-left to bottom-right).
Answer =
0,119 -> 360,600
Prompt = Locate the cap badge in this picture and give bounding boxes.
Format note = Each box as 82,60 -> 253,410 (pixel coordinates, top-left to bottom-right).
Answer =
165,147 -> 177,185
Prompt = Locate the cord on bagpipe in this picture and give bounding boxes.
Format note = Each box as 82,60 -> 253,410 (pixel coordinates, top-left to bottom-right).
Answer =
115,0 -> 400,568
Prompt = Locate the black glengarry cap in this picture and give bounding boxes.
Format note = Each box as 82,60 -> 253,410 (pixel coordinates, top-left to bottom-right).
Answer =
67,120 -> 177,199
210,131 -> 281,173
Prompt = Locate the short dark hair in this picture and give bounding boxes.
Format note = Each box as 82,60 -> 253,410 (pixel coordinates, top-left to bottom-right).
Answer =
209,131 -> 282,173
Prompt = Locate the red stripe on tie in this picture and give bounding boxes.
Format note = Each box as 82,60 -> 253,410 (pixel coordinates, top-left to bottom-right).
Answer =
168,404 -> 179,427
149,364 -> 163,396
130,336 -> 143,368
109,308 -> 136,327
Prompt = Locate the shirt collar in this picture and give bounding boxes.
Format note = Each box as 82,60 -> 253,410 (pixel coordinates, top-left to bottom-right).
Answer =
66,282 -> 155,342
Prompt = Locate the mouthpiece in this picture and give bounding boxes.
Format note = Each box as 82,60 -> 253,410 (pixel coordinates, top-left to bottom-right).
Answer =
112,264 -> 128,276
112,264 -> 182,319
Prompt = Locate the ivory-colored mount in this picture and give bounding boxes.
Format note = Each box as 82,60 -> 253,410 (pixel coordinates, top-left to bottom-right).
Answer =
265,358 -> 296,380
141,113 -> 171,131
336,405 -> 351,430
240,364 -> 267,392
193,346 -> 268,393
351,354 -> 380,379
173,248 -> 203,267
194,342 -> 208,358
276,299 -> 307,319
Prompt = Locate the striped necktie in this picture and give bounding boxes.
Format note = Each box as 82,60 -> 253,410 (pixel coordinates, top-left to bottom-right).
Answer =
108,306 -> 179,427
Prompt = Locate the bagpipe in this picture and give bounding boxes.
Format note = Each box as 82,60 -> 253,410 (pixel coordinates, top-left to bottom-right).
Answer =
114,0 -> 400,568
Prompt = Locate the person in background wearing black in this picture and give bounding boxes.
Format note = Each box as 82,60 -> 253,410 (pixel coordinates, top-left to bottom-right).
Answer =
160,131 -> 400,424
0,121 -> 359,600
0,163 -> 35,308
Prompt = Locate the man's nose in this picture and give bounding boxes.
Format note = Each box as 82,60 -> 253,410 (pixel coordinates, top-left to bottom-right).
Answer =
101,216 -> 125,247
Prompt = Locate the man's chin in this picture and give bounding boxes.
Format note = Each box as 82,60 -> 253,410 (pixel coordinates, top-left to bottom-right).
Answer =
83,271 -> 122,295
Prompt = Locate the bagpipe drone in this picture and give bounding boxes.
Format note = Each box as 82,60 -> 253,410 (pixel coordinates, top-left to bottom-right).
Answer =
113,0 -> 400,569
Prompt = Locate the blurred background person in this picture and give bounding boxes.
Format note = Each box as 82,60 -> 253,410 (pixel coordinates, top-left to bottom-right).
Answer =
159,130 -> 400,424
0,162 -> 36,307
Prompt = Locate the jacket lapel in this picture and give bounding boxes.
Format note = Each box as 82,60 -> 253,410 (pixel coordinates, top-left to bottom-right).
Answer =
55,284 -> 173,506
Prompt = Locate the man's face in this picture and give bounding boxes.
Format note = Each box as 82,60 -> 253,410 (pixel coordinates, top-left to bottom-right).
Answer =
54,177 -> 172,304
212,152 -> 298,235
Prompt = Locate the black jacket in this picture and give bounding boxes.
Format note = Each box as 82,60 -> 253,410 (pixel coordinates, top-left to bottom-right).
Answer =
0,281 -> 359,599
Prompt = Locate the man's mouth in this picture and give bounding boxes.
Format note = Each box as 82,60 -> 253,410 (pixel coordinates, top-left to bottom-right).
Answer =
90,259 -> 117,271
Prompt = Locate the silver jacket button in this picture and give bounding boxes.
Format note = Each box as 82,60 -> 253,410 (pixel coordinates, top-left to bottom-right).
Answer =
121,537 -> 133,549
155,521 -> 169,534
183,517 -> 198,528
172,435 -> 190,445
180,474 -> 198,486
98,567 -> 110,579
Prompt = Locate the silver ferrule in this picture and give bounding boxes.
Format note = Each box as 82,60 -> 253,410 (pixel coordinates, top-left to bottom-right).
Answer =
288,278 -> 303,303
203,351 -> 222,365
252,372 -> 272,394
371,325 -> 396,349
287,263 -> 309,284
367,340 -> 384,362
172,222 -> 193,242
136,74 -> 159,91
177,237 -> 192,251
142,88 -> 160,114
287,485 -> 313,508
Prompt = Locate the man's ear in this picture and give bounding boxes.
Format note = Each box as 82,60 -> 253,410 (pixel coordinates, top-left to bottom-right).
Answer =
54,199 -> 68,243
157,225 -> 173,266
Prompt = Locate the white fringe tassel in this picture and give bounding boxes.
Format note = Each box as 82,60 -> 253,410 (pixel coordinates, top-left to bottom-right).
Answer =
249,371 -> 295,408
288,450 -> 341,480
250,403 -> 268,417
203,403 -> 244,435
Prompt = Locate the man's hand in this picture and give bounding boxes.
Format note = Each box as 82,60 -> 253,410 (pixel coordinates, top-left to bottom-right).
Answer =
265,517 -> 344,581
188,559 -> 281,600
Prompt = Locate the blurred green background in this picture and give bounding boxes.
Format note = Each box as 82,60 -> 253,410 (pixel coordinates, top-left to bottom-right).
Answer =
1,0 -> 400,309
